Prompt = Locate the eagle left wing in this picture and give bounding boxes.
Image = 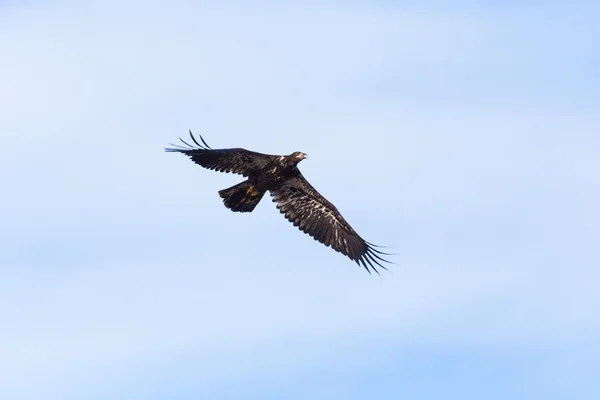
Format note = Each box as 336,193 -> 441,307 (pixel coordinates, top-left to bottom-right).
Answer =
165,130 -> 275,177
270,174 -> 391,274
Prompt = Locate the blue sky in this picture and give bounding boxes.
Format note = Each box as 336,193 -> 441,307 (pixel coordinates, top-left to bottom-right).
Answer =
1,1 -> 599,399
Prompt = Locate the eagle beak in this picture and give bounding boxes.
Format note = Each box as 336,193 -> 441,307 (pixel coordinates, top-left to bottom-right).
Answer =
303,153 -> 308,159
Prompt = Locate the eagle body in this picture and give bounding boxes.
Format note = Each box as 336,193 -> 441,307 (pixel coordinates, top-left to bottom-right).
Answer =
166,131 -> 391,273
217,155 -> 303,213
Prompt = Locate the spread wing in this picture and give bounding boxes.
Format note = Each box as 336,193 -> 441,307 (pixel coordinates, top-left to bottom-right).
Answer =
165,130 -> 275,177
270,174 -> 392,274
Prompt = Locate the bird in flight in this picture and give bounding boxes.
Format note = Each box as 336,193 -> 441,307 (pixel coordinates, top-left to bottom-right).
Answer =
166,131 -> 392,274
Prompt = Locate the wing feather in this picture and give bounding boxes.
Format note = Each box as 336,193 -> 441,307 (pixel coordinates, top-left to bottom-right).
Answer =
165,130 -> 275,177
270,174 -> 392,274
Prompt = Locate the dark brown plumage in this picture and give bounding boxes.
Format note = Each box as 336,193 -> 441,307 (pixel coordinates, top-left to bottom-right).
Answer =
166,131 -> 392,273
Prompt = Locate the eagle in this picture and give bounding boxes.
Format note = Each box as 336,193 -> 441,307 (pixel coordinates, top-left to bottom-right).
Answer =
166,131 -> 392,273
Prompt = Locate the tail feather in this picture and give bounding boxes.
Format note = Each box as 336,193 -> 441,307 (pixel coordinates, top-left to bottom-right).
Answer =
218,181 -> 265,212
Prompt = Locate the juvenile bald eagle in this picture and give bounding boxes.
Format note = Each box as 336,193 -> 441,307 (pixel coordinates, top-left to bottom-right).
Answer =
166,131 -> 391,273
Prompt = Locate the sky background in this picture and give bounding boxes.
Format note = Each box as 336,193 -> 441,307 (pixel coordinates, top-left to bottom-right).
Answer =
1,1 -> 599,399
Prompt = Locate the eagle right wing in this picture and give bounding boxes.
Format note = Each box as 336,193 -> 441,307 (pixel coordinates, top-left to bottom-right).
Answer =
165,130 -> 275,177
270,173 -> 391,274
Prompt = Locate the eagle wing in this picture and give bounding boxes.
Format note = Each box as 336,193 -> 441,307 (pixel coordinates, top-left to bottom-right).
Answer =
270,173 -> 391,274
165,130 -> 275,177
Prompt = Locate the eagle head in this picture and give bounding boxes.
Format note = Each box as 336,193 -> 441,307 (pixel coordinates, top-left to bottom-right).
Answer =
291,151 -> 308,161
283,152 -> 307,167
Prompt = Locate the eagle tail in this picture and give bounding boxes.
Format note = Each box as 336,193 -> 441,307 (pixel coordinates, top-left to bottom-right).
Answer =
218,181 -> 265,213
